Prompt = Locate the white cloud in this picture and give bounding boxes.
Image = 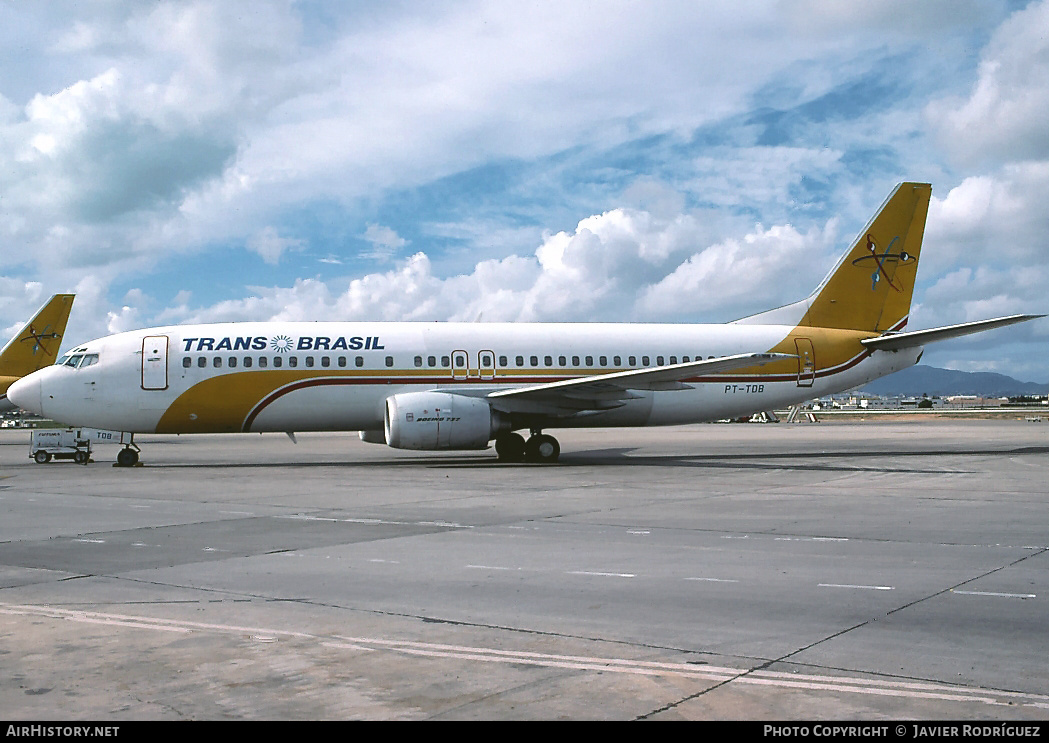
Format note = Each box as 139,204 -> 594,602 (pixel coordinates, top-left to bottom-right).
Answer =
106,304 -> 141,334
163,205 -> 840,328
361,223 -> 408,262
3,64 -> 238,224
638,220 -> 838,319
686,146 -> 845,211
1,0 -> 937,282
922,162 -> 1049,275
917,263 -> 1047,324
781,0 -> 996,36
247,226 -> 305,265
0,279 -> 46,339
925,0 -> 1049,166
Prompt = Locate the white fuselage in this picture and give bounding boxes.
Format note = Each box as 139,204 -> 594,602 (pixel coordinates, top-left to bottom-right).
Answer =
13,321 -> 921,435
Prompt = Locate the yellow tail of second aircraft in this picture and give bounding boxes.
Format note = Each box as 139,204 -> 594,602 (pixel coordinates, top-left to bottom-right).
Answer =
0,294 -> 75,379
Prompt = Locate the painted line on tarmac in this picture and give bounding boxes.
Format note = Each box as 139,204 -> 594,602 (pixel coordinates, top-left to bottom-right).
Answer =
279,514 -> 473,529
566,570 -> 636,578
4,602 -> 1049,710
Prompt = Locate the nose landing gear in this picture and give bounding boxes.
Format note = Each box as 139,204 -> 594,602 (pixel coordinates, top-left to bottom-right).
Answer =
115,434 -> 141,467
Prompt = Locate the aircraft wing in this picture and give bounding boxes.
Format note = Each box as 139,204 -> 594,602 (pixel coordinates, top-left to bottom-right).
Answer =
487,353 -> 795,414
860,314 -> 1044,352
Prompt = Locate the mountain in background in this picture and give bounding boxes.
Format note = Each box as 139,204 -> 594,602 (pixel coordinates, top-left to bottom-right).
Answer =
855,365 -> 1047,397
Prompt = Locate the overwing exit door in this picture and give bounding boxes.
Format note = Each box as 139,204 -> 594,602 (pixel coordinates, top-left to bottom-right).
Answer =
451,350 -> 469,380
478,349 -> 495,379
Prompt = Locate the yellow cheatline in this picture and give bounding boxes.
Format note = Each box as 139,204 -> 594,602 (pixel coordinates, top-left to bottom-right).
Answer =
157,369 -> 365,433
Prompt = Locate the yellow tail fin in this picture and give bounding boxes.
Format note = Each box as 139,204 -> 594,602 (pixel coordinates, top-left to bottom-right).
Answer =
801,182 -> 931,332
0,294 -> 75,378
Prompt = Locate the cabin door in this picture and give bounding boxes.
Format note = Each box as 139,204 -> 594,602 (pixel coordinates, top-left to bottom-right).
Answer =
795,338 -> 815,388
141,335 -> 169,390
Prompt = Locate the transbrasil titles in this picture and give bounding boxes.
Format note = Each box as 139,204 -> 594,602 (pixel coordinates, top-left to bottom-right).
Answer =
181,335 -> 385,353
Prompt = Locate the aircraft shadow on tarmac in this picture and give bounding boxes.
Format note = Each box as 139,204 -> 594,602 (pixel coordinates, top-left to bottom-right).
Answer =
96,444 -> 1049,474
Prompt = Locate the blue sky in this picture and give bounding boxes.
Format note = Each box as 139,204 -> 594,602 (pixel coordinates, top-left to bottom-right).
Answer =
1,0 -> 1047,381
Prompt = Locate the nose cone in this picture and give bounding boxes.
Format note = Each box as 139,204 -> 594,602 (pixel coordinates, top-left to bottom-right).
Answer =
7,371 -> 43,414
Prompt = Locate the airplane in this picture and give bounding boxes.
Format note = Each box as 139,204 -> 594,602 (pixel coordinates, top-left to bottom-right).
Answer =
0,294 -> 75,413
7,183 -> 1043,466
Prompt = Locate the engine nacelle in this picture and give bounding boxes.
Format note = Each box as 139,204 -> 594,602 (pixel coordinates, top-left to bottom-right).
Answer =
384,392 -> 501,451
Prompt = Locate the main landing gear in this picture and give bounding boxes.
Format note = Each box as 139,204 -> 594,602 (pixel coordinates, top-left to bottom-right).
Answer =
494,430 -> 560,464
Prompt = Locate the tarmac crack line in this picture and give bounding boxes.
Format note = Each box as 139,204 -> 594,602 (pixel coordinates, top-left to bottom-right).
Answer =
639,546 -> 1049,719
635,618 -> 872,719
883,547 -> 1047,618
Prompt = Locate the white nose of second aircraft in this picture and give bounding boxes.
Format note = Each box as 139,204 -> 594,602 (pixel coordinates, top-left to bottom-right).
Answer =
7,372 -> 42,414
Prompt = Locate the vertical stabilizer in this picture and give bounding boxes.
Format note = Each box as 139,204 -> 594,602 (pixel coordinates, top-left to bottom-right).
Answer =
0,294 -> 75,377
800,182 -> 930,332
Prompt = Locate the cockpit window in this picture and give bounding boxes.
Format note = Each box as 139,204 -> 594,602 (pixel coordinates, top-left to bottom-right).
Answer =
58,353 -> 98,368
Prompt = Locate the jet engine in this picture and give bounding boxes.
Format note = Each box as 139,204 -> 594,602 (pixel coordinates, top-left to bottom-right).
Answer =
384,391 -> 503,450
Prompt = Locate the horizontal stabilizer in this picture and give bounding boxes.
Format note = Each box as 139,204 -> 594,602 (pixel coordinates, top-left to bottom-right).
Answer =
860,314 -> 1044,352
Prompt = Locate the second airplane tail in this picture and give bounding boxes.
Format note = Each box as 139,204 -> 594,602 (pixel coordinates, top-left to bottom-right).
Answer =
0,294 -> 75,377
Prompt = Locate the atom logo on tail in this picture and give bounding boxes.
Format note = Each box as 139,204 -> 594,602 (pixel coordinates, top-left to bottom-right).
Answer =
852,234 -> 914,291
19,324 -> 60,357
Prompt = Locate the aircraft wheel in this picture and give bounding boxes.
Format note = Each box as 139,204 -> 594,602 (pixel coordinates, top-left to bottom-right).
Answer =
34,450 -> 51,464
116,448 -> 139,467
525,434 -> 560,464
495,432 -> 527,462
73,450 -> 88,464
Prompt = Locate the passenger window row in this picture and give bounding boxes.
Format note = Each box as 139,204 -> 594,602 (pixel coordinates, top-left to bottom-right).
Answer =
408,354 -> 713,369
413,356 -> 453,368
494,354 -> 713,368
182,353 -> 717,372
182,355 -> 396,370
